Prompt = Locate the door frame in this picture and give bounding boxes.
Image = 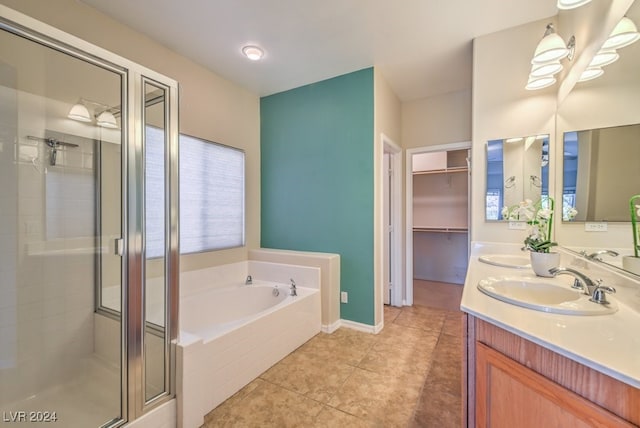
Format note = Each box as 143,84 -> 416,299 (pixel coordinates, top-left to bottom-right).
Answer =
380,134 -> 403,308
405,141 -> 471,306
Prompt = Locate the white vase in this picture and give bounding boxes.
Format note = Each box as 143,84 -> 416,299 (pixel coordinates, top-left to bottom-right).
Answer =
529,252 -> 561,277
622,256 -> 640,276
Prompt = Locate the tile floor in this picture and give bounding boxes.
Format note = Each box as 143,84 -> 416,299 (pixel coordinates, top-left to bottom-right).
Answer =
203,281 -> 464,427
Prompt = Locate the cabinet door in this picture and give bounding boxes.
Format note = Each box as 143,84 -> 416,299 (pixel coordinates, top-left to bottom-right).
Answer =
475,343 -> 634,428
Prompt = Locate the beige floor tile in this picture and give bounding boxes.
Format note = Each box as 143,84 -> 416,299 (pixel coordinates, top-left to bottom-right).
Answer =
442,311 -> 463,337
203,380 -> 324,428
296,328 -> 376,366
260,351 -> 355,403
328,367 -> 424,426
383,305 -> 402,323
312,406 -> 375,428
204,379 -> 265,424
394,307 -> 447,333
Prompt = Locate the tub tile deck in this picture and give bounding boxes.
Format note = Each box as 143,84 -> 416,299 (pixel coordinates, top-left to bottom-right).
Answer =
203,282 -> 463,427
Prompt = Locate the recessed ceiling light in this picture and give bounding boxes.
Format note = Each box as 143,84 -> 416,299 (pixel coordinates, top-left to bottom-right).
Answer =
242,45 -> 264,61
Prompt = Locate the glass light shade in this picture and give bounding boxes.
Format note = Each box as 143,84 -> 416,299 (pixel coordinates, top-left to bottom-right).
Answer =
532,33 -> 569,64
557,0 -> 592,9
588,50 -> 619,67
505,137 -> 524,143
242,45 -> 264,61
96,110 -> 119,128
525,75 -> 556,90
602,17 -> 640,50
530,61 -> 563,78
68,102 -> 91,122
578,67 -> 604,82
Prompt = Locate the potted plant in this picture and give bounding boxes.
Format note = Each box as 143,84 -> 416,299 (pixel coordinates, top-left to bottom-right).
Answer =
503,198 -> 561,277
622,195 -> 640,275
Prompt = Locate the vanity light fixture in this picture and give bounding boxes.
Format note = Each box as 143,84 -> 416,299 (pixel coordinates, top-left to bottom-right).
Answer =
532,24 -> 574,64
557,0 -> 592,10
602,16 -> 640,50
67,99 -> 92,122
525,75 -> 557,91
578,67 -> 604,82
68,98 -> 120,129
588,49 -> 619,68
505,137 -> 524,143
96,110 -> 119,129
530,61 -> 563,78
242,45 -> 264,61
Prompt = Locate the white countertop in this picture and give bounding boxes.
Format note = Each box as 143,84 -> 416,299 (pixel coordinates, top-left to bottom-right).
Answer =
461,241 -> 640,389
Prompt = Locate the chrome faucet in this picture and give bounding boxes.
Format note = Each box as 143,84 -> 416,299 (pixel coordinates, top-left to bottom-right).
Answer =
245,275 -> 252,285
289,278 -> 297,296
584,249 -> 619,261
548,267 -> 600,296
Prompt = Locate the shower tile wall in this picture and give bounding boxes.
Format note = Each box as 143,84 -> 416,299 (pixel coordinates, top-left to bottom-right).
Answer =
1,91 -> 98,406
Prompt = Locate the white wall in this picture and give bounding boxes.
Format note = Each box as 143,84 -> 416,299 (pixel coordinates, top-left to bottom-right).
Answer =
401,89 -> 471,150
472,17 -> 557,244
373,69 -> 401,324
0,0 -> 261,272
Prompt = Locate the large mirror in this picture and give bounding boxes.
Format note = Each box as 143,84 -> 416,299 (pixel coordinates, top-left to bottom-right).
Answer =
485,134 -> 550,220
556,0 -> 640,275
562,123 -> 640,222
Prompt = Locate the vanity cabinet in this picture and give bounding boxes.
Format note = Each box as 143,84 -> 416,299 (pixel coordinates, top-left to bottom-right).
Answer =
465,315 -> 640,427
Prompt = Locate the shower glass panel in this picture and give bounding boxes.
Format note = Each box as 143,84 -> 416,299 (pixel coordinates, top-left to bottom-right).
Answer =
143,80 -> 167,402
0,24 -> 124,427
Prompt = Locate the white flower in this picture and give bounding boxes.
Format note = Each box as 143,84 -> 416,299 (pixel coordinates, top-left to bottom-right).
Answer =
537,209 -> 551,220
636,204 -> 640,217
568,208 -> 578,219
501,206 -> 509,218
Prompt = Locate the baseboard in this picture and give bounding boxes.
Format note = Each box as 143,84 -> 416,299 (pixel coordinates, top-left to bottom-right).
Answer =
340,319 -> 384,334
321,319 -> 342,334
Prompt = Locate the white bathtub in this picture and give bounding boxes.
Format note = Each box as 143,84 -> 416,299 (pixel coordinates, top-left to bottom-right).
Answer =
177,271 -> 321,428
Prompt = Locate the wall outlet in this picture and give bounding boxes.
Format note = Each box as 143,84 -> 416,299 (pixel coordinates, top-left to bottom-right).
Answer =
585,222 -> 608,232
508,221 -> 527,230
340,291 -> 348,303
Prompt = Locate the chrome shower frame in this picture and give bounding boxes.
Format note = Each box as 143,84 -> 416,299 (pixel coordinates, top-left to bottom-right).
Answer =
0,6 -> 179,426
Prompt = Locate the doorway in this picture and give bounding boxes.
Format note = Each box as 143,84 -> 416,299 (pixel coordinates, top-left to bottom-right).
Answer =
381,135 -> 402,307
405,142 -> 471,307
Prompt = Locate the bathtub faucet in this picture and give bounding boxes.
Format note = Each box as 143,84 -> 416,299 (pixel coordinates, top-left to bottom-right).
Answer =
245,275 -> 252,285
289,278 -> 297,296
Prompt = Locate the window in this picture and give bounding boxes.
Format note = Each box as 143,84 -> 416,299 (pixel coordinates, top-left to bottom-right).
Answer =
145,129 -> 245,256
179,134 -> 245,253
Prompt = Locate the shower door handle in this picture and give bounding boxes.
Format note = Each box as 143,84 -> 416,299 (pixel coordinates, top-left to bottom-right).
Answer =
114,238 -> 124,256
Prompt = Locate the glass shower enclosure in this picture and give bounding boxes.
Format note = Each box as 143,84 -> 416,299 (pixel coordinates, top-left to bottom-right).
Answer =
0,7 -> 178,427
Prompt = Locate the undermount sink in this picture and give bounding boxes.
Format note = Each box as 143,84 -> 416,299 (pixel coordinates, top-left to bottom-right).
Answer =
478,254 -> 531,269
477,276 -> 618,316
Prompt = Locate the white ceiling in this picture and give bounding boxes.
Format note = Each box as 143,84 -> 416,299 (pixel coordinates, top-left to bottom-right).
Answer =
80,0 -> 559,101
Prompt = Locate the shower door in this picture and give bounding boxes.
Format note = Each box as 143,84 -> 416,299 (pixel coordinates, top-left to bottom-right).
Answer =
0,7 -> 178,427
0,22 -> 125,427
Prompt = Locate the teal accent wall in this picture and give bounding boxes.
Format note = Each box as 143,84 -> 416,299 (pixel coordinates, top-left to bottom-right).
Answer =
260,68 -> 375,325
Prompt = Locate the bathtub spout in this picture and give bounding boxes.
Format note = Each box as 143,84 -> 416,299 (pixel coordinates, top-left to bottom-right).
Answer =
245,275 -> 252,285
289,278 -> 297,296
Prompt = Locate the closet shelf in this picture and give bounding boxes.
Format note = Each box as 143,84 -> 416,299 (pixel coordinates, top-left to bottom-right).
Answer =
413,227 -> 468,233
413,166 -> 468,175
